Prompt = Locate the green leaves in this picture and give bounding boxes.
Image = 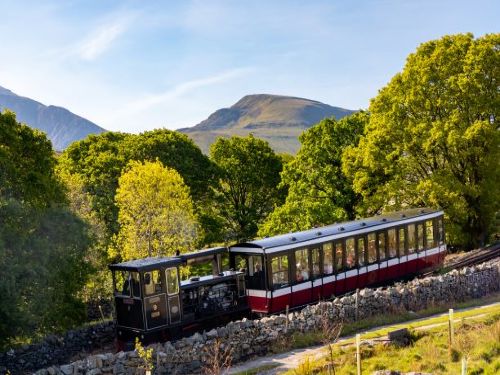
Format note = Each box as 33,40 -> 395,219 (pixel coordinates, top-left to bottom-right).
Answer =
210,135 -> 284,241
113,160 -> 199,260
344,33 -> 500,249
259,112 -> 367,237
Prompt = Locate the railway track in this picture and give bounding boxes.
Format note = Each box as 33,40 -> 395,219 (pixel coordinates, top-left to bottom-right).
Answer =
440,242 -> 500,273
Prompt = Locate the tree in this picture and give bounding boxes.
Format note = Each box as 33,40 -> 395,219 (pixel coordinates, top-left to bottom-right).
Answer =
0,111 -> 92,346
58,129 -> 219,242
259,112 -> 367,237
0,110 -> 65,207
58,131 -> 132,235
113,160 -> 198,260
343,33 -> 500,249
210,135 -> 284,242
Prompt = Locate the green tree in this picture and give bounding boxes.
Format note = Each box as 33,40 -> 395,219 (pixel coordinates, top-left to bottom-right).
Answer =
57,132 -> 132,235
0,110 -> 65,207
343,33 -> 499,249
58,129 -> 218,242
259,112 -> 367,236
210,135 -> 284,241
0,111 -> 91,346
113,160 -> 198,260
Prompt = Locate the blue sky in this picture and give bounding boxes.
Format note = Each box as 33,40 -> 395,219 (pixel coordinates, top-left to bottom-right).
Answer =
0,0 -> 498,133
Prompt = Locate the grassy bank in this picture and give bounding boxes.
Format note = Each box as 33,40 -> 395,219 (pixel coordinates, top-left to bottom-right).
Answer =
286,303 -> 500,375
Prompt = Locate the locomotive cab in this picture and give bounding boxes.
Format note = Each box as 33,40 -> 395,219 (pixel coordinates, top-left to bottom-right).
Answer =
109,248 -> 249,349
109,257 -> 183,347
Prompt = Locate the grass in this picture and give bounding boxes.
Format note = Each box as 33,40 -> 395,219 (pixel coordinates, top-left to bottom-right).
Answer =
284,305 -> 500,375
232,363 -> 280,375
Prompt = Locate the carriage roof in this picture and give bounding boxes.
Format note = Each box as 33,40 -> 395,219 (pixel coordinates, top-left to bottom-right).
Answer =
230,208 -> 442,254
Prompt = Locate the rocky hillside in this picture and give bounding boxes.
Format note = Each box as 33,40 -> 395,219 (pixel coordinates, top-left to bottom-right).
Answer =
178,94 -> 356,154
0,85 -> 105,150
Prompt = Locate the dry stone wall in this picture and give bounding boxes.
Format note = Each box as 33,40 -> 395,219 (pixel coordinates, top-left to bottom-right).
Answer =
3,259 -> 499,375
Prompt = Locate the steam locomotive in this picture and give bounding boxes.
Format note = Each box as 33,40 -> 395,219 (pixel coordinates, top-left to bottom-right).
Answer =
109,208 -> 446,348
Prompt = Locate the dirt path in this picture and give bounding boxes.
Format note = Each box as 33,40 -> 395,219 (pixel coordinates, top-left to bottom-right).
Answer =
228,301 -> 500,375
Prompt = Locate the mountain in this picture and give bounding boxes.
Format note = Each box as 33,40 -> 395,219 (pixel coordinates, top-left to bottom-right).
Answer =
0,85 -> 106,150
178,94 -> 356,154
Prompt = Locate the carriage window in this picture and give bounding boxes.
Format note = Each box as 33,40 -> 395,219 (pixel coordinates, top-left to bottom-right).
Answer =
271,255 -> 289,288
367,233 -> 377,263
323,243 -> 333,274
248,255 -> 263,276
378,232 -> 387,261
248,255 -> 265,289
144,269 -> 162,296
417,223 -> 424,251
388,229 -> 397,258
437,217 -> 444,244
357,237 -> 366,266
398,228 -> 406,255
407,224 -> 416,253
312,248 -> 321,278
426,220 -> 435,248
335,242 -> 343,271
346,238 -> 355,269
166,267 -> 179,295
295,249 -> 310,282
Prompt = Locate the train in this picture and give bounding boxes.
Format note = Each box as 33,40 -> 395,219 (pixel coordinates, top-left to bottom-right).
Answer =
109,207 -> 446,348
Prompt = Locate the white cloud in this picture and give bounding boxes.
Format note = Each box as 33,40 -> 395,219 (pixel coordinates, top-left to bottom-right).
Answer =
122,67 -> 255,114
76,15 -> 133,61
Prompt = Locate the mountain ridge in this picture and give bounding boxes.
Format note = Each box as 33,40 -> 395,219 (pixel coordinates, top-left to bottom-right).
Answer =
179,94 -> 356,154
0,85 -> 106,150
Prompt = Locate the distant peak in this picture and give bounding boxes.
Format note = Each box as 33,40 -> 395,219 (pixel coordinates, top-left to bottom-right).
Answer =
232,94 -> 326,110
0,85 -> 16,96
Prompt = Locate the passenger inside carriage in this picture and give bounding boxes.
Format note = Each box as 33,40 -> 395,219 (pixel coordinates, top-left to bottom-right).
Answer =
296,263 -> 309,282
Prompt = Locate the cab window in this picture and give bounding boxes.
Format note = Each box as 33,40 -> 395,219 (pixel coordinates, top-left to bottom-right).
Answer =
166,267 -> 179,295
144,269 -> 162,296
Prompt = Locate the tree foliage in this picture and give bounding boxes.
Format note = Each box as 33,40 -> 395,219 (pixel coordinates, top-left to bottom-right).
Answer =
210,135 -> 284,241
58,130 -> 217,241
259,112 -> 367,236
343,33 -> 500,249
113,160 -> 198,260
0,111 -> 91,347
0,110 -> 65,207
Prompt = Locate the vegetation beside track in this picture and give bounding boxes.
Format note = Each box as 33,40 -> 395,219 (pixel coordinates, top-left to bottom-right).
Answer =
284,301 -> 500,375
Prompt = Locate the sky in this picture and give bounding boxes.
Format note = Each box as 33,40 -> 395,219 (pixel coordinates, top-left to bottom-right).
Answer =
0,0 -> 498,133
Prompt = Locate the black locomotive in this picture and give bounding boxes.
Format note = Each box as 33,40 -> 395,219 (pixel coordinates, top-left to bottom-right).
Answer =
109,247 -> 248,349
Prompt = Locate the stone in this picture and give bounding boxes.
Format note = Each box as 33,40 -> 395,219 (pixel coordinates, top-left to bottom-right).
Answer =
60,364 -> 73,375
206,329 -> 218,339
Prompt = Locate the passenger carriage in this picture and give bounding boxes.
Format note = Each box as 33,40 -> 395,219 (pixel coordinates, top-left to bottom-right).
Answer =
229,208 -> 446,314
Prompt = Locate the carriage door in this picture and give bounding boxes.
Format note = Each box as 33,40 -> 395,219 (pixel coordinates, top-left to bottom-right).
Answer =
165,267 -> 181,324
143,269 -> 168,330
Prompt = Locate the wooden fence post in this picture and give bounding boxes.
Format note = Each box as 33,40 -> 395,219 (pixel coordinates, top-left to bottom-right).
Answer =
285,305 -> 289,333
356,333 -> 361,375
461,357 -> 467,375
355,288 -> 360,321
